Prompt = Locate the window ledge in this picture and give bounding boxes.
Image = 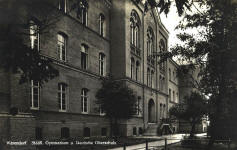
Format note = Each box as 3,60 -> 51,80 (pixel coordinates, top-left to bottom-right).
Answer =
59,110 -> 67,112
81,112 -> 89,115
30,107 -> 39,110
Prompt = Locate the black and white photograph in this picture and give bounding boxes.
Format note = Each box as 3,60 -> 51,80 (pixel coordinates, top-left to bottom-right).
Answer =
0,0 -> 236,149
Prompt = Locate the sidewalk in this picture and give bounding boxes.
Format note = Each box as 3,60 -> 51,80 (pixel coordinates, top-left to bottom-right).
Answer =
107,133 -> 207,150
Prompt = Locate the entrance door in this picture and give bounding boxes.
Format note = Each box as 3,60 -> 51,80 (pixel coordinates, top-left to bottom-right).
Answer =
148,99 -> 155,123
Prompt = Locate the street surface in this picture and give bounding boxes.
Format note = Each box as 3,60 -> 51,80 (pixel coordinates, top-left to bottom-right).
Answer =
107,133 -> 207,150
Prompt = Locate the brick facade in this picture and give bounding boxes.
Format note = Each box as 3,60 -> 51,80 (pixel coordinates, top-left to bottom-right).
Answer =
0,0 -> 188,140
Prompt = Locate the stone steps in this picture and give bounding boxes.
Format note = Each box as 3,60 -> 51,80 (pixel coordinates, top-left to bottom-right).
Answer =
143,124 -> 158,136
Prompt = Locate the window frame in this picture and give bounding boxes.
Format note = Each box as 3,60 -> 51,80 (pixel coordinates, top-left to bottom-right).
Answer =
169,88 -> 171,102
131,58 -> 135,79
57,33 -> 67,62
29,20 -> 40,51
135,61 -> 140,81
58,83 -> 67,112
99,53 -> 106,76
58,0 -> 67,13
81,88 -> 89,114
151,70 -> 154,88
81,44 -> 89,70
99,14 -> 105,37
61,127 -> 70,139
30,80 -> 40,110
81,6 -> 88,26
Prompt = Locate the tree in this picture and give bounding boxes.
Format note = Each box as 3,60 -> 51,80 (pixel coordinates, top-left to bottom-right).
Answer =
0,0 -> 88,85
133,0 -> 192,16
96,76 -> 139,137
0,0 -> 62,85
167,0 -> 237,144
170,92 -> 207,138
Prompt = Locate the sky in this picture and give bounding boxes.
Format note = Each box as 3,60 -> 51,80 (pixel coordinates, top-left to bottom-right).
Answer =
160,3 -> 185,50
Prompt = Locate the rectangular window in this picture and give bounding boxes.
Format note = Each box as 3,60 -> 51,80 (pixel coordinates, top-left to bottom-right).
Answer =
99,14 -> 105,36
30,80 -> 40,109
160,103 -> 163,119
136,97 -> 140,115
58,0 -> 67,13
81,45 -> 88,69
173,91 -> 175,102
173,71 -> 175,81
83,127 -> 90,137
57,34 -> 66,61
101,128 -> 107,136
169,69 -> 171,80
35,127 -> 42,140
176,92 -> 179,103
58,83 -> 67,111
100,105 -> 105,115
30,21 -> 40,51
169,89 -> 171,102
163,105 -> 166,118
61,127 -> 70,139
151,71 -> 154,88
82,8 -> 88,26
99,53 -> 106,76
81,89 -> 88,113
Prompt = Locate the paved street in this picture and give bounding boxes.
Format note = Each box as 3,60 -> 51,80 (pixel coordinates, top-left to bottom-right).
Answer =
108,133 -> 207,150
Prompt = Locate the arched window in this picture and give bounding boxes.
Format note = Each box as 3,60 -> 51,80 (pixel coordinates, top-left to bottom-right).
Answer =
135,61 -> 140,81
29,20 -> 40,51
130,10 -> 140,48
99,14 -> 105,37
147,27 -> 154,65
99,53 -> 106,76
81,88 -> 89,113
160,103 -> 163,119
173,90 -> 175,102
159,40 -> 166,71
151,70 -> 154,88
176,92 -> 179,103
169,68 -> 171,80
58,83 -> 67,111
169,88 -> 171,102
81,44 -> 89,69
131,58 -> 135,79
159,75 -> 164,91
57,33 -> 67,61
147,68 -> 150,86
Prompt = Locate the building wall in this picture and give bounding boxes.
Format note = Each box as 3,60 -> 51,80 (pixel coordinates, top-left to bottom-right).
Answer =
0,0 -> 177,139
167,59 -> 179,132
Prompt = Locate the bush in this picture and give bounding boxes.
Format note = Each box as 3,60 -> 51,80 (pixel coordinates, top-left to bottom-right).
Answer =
181,136 -> 202,147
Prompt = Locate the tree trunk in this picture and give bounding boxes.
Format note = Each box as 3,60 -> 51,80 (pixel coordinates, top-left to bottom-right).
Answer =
114,118 -> 119,139
189,122 -> 196,139
109,118 -> 113,137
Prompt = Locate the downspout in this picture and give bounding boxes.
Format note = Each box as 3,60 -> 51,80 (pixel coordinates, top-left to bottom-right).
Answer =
155,11 -> 158,124
142,7 -> 145,130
